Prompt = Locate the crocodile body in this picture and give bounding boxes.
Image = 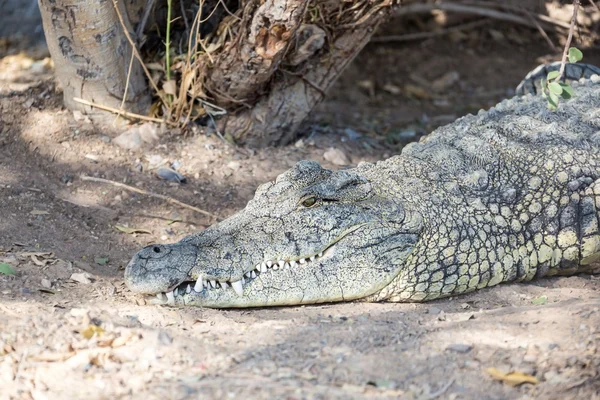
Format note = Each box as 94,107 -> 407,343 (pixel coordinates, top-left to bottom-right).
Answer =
125,66 -> 600,308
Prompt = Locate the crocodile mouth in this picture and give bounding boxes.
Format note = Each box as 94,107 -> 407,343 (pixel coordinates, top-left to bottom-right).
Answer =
148,246 -> 331,306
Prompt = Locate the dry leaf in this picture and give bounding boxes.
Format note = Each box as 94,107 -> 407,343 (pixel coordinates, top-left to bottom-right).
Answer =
29,351 -> 76,362
30,254 -> 51,266
21,251 -> 53,258
30,210 -> 50,215
485,368 -> 538,386
115,225 -> 151,235
111,331 -> 136,348
81,325 -> 104,339
70,272 -> 93,284
403,84 -> 432,100
163,80 -> 177,96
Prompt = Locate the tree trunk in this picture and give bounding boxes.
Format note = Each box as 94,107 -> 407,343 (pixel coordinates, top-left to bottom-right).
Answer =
207,0 -> 394,147
38,0 -> 150,122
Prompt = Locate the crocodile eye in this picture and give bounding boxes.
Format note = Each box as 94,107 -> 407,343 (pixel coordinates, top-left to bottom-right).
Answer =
301,197 -> 318,208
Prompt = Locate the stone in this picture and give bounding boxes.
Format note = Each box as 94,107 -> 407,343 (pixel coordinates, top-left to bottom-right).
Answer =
323,147 -> 350,166
446,344 -> 472,353
113,129 -> 142,150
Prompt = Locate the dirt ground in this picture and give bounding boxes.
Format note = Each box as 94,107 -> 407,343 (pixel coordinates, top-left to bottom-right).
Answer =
1,16 -> 600,400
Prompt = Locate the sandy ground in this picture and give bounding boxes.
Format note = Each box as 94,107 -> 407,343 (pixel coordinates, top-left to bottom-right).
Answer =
1,16 -> 600,400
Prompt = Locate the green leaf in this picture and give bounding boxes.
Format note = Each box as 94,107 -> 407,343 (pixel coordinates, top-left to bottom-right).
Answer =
540,78 -> 548,98
95,256 -> 109,265
559,83 -> 574,99
548,82 -> 563,95
547,92 -> 559,110
568,47 -> 583,63
546,71 -> 560,80
532,295 -> 548,305
0,263 -> 16,276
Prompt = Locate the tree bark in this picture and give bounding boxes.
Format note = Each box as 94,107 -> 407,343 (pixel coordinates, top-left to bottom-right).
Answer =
38,0 -> 150,122
206,0 -> 310,106
214,1 -> 393,147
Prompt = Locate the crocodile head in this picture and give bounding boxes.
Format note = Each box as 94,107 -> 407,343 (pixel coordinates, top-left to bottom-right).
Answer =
125,160 -> 420,307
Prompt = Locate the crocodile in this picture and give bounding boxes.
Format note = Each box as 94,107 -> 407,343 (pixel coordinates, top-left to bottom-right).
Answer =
125,64 -> 600,308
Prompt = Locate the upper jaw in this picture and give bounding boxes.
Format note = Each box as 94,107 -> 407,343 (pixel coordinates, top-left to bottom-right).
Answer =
147,246 -> 332,306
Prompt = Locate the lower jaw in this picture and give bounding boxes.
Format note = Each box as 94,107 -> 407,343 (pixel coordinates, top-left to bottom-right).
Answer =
149,247 -> 336,307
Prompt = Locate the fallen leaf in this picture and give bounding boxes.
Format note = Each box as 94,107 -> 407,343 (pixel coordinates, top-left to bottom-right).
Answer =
167,217 -> 183,225
81,325 -> 104,339
31,254 -> 51,266
70,272 -> 93,284
20,251 -> 53,258
111,331 -> 136,348
0,263 -> 16,276
403,84 -> 432,99
485,368 -> 538,386
115,225 -> 152,235
532,295 -> 547,305
30,210 -> 49,215
163,80 -> 177,96
95,256 -> 109,265
29,351 -> 76,362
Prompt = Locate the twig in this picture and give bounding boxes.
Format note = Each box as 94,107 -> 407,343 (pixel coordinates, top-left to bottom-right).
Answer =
394,2 -> 573,31
423,378 -> 455,400
524,10 -> 557,51
73,97 -> 176,125
589,0 -> 600,12
115,51 -> 137,125
371,19 -> 488,43
180,0 -> 191,38
557,0 -> 581,81
14,350 -> 28,382
80,175 -> 220,219
111,0 -> 167,105
136,0 -> 156,40
166,0 -> 173,81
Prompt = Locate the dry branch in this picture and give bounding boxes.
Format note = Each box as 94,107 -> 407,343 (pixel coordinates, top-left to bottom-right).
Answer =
206,0 -> 310,106
80,175 -> 219,219
394,2 -> 574,31
220,6 -> 392,147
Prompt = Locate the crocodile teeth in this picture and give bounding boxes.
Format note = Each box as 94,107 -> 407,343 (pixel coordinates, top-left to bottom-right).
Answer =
273,263 -> 279,271
310,255 -> 316,262
266,260 -> 273,267
251,271 -> 257,278
278,260 -> 285,268
156,293 -> 166,301
318,252 -> 323,257
186,284 -> 191,294
260,263 -> 268,272
210,280 -> 216,288
290,260 -> 297,268
284,262 -> 290,269
299,258 -> 306,264
231,280 -> 244,296
194,275 -> 204,292
165,291 -> 175,305
174,288 -> 179,297
221,281 -> 229,288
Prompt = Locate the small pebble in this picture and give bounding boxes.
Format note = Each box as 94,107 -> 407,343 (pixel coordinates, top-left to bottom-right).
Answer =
156,167 -> 187,183
446,343 -> 472,353
523,354 -> 537,363
427,307 -> 441,315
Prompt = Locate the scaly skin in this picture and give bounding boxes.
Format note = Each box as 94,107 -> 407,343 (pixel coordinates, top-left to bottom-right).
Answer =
125,67 -> 600,308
